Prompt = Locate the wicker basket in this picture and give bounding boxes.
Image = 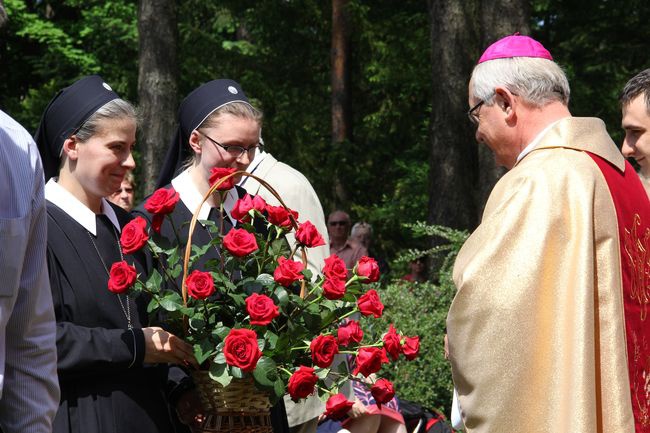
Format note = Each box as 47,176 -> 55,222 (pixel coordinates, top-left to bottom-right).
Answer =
192,371 -> 273,433
182,171 -> 306,432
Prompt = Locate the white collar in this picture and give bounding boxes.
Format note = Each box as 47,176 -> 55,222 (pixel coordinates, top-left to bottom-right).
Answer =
516,117 -> 569,163
171,168 -> 238,226
45,179 -> 121,235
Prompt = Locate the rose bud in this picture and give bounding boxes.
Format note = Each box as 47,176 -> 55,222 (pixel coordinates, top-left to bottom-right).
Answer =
370,378 -> 395,407
402,335 -> 420,361
107,261 -> 137,294
309,335 -> 339,368
357,289 -> 384,318
120,216 -> 149,254
245,293 -> 280,326
355,256 -> 380,283
295,221 -> 326,248
287,366 -> 318,401
185,270 -> 215,300
324,393 -> 354,420
223,328 -> 262,372
209,167 -> 237,190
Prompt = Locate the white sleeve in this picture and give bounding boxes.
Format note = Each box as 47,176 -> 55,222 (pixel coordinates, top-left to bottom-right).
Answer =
0,114 -> 60,433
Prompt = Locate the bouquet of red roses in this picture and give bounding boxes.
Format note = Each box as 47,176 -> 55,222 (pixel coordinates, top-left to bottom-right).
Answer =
107,168 -> 420,417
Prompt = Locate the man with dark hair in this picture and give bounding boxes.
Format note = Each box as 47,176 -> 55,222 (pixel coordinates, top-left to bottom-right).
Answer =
620,68 -> 650,198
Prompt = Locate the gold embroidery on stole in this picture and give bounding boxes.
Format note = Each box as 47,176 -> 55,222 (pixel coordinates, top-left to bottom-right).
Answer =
624,213 -> 650,321
633,331 -> 650,427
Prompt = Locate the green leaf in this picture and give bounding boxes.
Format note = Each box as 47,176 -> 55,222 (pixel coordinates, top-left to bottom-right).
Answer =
264,330 -> 279,351
213,325 -> 230,340
256,273 -> 275,286
315,367 -> 330,379
194,340 -> 216,365
257,338 -> 266,352
252,356 -> 277,386
189,317 -> 205,331
146,297 -> 160,314
145,269 -> 163,294
209,362 -> 232,387
230,366 -> 244,379
273,286 -> 289,307
213,352 -> 226,365
273,379 -> 286,400
159,291 -> 183,312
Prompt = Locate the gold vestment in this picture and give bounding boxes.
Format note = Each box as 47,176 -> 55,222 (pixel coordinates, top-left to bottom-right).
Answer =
448,118 -> 635,432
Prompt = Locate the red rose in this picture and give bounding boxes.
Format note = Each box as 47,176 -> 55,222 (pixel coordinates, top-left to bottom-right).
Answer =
353,347 -> 389,377
209,167 -> 237,190
223,328 -> 262,372
402,336 -> 420,361
309,335 -> 339,368
287,366 -> 318,401
144,187 -> 180,215
245,293 -> 280,326
355,256 -> 380,283
185,270 -> 215,300
266,205 -> 299,229
107,261 -> 137,294
322,277 -> 346,300
273,257 -> 305,287
223,228 -> 258,257
357,289 -> 384,318
324,394 -> 354,420
323,254 -> 348,281
370,378 -> 395,407
295,221 -> 325,248
120,216 -> 149,254
231,194 -> 255,223
337,320 -> 363,347
382,324 -> 401,361
251,195 -> 267,212
143,187 -> 180,234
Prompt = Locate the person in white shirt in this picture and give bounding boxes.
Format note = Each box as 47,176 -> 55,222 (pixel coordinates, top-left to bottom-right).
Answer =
0,108 -> 59,433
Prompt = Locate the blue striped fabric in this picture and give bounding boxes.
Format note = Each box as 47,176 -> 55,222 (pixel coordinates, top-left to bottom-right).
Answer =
0,110 -> 60,432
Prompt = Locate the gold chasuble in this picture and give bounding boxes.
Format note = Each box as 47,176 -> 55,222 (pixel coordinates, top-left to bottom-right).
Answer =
448,117 -> 650,432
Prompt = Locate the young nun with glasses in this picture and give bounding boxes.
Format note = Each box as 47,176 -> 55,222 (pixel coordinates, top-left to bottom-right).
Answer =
35,75 -> 202,433
134,79 -> 290,433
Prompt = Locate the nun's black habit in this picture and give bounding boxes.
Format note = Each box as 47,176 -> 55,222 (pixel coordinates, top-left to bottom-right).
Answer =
35,75 -> 185,433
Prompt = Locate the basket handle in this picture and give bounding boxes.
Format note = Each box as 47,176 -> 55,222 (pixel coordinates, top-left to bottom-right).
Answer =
180,171 -> 308,310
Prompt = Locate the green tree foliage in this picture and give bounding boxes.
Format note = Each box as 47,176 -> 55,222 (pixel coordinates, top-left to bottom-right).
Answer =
1,0 -> 137,129
531,0 -> 650,143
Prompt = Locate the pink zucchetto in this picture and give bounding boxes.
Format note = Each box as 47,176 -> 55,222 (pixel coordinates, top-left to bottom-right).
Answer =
478,33 -> 553,64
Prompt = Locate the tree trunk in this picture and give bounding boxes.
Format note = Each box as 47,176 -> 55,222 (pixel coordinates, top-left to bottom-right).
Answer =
427,0 -> 481,230
476,0 -> 530,210
137,0 -> 179,195
331,0 -> 350,205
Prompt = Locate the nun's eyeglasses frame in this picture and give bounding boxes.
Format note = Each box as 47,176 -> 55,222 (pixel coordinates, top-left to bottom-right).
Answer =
198,130 -> 263,159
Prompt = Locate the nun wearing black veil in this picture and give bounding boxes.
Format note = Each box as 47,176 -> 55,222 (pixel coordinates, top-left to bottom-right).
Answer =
34,75 -> 201,433
133,79 -> 290,433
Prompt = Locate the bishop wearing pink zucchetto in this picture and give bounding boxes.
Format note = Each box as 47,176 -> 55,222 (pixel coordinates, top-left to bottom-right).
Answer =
447,33 -> 649,432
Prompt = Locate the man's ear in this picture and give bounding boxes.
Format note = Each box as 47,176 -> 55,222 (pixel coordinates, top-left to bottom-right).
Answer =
189,130 -> 202,154
495,86 -> 517,123
62,136 -> 79,161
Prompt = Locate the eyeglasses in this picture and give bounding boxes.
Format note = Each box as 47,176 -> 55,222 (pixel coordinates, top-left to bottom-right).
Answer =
328,221 -> 348,226
467,100 -> 485,126
198,131 -> 263,159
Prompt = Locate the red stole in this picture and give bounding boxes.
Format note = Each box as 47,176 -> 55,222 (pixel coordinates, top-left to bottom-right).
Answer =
590,153 -> 650,432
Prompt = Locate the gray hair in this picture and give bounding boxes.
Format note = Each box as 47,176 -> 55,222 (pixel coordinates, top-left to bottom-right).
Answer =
620,68 -> 650,114
75,99 -> 137,142
351,222 -> 373,237
471,57 -> 570,108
